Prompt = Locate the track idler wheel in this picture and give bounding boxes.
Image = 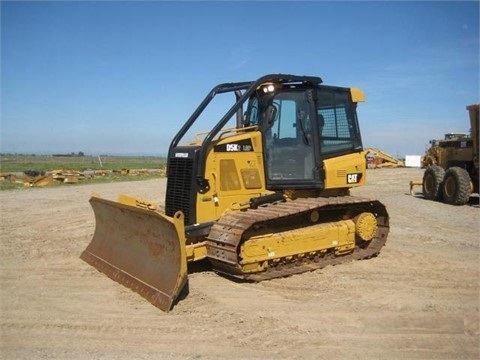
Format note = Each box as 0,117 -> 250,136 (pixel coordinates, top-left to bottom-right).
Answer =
354,212 -> 378,241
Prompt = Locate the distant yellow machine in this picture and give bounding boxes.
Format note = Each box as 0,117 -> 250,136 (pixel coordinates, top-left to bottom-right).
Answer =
365,148 -> 404,168
81,74 -> 390,311
412,104 -> 479,205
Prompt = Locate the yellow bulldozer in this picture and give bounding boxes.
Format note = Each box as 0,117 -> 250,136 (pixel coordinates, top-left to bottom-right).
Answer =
81,74 -> 389,312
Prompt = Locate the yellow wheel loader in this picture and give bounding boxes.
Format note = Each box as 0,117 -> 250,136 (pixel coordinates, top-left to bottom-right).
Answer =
81,74 -> 389,312
414,103 -> 479,205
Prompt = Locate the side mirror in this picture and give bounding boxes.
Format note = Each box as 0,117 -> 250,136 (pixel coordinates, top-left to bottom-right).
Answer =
265,104 -> 277,126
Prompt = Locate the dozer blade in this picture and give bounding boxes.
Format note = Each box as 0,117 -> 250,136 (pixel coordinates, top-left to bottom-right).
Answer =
80,196 -> 188,312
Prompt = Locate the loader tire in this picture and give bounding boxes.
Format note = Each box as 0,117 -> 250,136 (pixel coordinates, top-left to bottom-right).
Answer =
442,167 -> 471,205
422,165 -> 445,201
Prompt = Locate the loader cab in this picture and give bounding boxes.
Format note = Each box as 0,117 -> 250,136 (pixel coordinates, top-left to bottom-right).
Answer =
245,84 -> 363,190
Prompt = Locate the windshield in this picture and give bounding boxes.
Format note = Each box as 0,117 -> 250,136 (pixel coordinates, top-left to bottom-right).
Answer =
260,89 -> 314,181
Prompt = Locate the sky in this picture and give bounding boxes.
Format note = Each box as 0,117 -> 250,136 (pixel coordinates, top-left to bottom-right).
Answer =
1,0 -> 479,158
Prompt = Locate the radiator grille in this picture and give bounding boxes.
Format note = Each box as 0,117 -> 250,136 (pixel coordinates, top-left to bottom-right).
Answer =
165,157 -> 194,225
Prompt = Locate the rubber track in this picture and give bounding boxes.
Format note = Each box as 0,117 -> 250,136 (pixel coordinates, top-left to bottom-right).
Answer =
206,196 -> 389,281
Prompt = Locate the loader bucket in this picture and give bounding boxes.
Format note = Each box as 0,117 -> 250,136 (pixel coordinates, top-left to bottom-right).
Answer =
80,196 -> 188,312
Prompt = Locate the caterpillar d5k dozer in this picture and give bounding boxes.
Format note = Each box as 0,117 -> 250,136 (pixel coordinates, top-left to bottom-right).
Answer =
81,74 -> 390,312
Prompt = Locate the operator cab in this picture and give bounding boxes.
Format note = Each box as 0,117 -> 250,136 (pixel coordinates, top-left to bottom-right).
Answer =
245,82 -> 363,190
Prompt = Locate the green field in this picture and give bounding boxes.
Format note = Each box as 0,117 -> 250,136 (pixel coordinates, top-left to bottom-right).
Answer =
0,154 -> 167,173
0,154 -> 168,190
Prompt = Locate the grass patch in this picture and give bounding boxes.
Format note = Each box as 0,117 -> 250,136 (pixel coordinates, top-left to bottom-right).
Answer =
0,154 -> 167,173
0,154 -> 167,191
0,182 -> 23,191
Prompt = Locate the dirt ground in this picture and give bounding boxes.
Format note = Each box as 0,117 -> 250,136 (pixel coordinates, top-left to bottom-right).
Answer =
1,168 -> 479,360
